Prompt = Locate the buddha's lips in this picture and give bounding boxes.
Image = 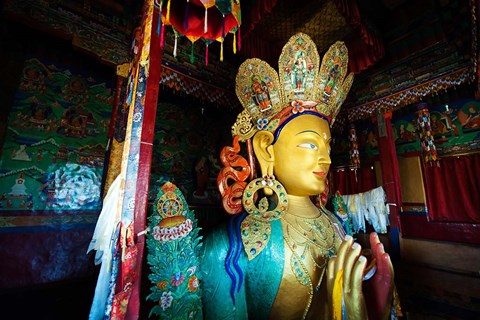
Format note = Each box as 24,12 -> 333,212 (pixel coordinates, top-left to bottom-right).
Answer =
313,171 -> 326,178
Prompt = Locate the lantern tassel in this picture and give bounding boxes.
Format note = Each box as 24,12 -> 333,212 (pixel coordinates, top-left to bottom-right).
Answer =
205,44 -> 209,66
166,0 -> 171,23
184,0 -> 190,31
220,40 -> 224,62
173,33 -> 178,58
160,23 -> 165,48
233,32 -> 237,54
204,7 -> 208,34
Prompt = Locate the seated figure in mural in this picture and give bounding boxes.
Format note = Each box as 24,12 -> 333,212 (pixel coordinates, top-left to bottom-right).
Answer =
201,33 -> 396,319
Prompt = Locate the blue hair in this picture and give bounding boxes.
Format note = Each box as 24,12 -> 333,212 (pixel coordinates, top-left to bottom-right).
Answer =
272,111 -> 330,144
225,211 -> 247,305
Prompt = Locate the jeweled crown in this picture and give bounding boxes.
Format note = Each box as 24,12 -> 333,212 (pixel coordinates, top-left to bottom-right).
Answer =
232,33 -> 354,141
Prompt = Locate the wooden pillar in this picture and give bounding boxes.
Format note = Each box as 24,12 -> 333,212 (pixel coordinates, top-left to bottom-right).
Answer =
376,110 -> 402,261
126,6 -> 162,320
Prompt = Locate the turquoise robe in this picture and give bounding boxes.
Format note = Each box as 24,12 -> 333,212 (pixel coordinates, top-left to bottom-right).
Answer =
200,213 -> 285,320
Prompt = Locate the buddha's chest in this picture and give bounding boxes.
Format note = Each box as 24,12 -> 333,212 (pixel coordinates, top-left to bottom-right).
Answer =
267,214 -> 341,319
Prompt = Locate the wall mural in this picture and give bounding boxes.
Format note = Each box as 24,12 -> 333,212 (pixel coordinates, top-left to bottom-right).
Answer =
0,58 -> 112,228
331,119 -> 379,166
393,98 -> 480,155
149,98 -> 235,207
331,97 -> 480,167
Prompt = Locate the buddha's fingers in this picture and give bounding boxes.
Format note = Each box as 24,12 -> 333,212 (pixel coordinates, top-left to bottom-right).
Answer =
334,235 -> 353,273
345,255 -> 368,320
352,255 -> 368,293
369,232 -> 380,248
376,251 -> 393,286
343,241 -> 361,294
327,257 -> 337,306
327,257 -> 336,281
370,233 -> 393,285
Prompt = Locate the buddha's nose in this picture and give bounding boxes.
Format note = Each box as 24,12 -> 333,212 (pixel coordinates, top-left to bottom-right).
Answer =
318,151 -> 331,165
317,141 -> 331,163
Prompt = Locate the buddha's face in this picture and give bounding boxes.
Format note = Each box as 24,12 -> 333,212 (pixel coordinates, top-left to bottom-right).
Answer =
272,114 -> 331,196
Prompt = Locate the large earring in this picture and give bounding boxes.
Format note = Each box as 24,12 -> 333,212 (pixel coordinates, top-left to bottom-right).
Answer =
261,174 -> 275,187
241,176 -> 288,261
242,176 -> 288,222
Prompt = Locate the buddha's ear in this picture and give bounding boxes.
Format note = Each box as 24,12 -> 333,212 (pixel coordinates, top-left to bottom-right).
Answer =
252,130 -> 275,195
252,130 -> 275,172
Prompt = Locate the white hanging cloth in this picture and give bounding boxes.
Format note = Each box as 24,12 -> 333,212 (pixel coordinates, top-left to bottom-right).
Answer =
87,175 -> 122,320
341,186 -> 390,234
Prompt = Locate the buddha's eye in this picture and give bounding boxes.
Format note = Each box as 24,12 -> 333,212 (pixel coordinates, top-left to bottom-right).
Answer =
297,143 -> 318,150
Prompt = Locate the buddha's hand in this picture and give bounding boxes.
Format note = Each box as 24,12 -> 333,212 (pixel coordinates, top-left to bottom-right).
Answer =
326,233 -> 394,320
327,235 -> 367,320
363,232 -> 394,320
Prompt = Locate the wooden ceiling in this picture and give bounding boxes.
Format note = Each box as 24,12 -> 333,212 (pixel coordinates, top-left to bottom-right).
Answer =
3,0 -> 475,117
237,0 -> 472,70
240,0 -> 352,57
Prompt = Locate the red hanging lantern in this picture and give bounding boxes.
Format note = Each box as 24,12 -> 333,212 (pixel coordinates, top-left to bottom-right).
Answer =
154,0 -> 241,63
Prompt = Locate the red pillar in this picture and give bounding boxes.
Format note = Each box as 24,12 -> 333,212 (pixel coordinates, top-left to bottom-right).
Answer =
376,111 -> 402,260
126,8 -> 162,320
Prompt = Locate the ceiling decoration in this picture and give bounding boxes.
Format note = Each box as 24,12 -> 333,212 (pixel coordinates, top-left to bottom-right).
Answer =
3,0 -> 137,65
159,64 -> 239,109
333,0 -> 478,127
344,68 -> 472,124
251,0 -> 351,54
4,0 -> 477,122
237,0 -> 385,74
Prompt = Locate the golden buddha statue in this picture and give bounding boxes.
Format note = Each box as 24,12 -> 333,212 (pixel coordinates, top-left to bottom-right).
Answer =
200,33 -> 395,319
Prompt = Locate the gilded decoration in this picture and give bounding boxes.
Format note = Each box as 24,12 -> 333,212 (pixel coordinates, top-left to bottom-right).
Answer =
147,182 -> 203,318
233,33 -> 354,141
104,139 -> 124,197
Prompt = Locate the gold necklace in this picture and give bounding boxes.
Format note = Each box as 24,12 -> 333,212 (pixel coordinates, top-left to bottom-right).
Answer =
281,211 -> 339,319
283,213 -> 338,259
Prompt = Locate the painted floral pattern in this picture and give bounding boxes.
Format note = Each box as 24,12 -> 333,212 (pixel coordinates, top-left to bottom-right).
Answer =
160,291 -> 173,310
188,275 -> 199,292
146,182 -> 203,319
171,271 -> 185,287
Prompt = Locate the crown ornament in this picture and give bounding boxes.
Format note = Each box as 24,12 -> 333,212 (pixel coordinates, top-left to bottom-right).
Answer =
232,33 -> 354,141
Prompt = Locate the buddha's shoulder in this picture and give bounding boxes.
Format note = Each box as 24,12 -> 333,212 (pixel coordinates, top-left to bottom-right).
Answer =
201,214 -> 285,262
202,214 -> 244,259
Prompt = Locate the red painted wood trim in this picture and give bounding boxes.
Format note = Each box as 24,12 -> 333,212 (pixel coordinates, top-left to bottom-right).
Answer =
400,214 -> 480,244
126,8 -> 162,320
